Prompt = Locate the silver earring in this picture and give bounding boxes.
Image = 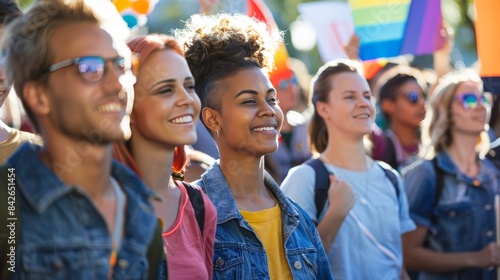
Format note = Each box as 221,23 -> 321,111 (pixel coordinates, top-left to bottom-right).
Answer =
216,129 -> 220,139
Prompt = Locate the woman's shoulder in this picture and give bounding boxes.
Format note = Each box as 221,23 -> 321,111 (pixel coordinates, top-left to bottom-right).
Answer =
281,162 -> 316,184
400,157 -> 435,177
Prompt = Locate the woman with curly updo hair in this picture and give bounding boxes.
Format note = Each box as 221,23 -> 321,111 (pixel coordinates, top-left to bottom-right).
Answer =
175,13 -> 332,279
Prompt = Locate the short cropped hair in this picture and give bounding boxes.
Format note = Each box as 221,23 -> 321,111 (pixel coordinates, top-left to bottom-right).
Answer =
1,0 -> 99,131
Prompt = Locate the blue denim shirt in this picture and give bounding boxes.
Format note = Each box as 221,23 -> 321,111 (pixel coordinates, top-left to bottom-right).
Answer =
194,162 -> 333,280
5,143 -> 161,280
402,151 -> 499,280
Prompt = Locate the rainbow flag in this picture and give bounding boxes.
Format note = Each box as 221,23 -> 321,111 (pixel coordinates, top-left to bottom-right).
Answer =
350,0 -> 411,60
475,0 -> 500,93
349,0 -> 442,61
247,0 -> 293,86
400,0 -> 443,55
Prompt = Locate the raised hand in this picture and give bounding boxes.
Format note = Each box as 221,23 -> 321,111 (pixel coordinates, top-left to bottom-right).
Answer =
327,174 -> 356,217
343,34 -> 360,61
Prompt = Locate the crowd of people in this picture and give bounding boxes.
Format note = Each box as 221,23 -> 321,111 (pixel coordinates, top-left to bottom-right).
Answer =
1,0 -> 500,279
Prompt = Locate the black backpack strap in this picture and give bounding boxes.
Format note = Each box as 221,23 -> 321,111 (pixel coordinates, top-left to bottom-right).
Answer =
305,158 -> 331,221
0,165 -> 20,280
430,157 -> 445,225
383,134 -> 399,169
375,161 -> 400,199
182,182 -> 205,234
147,218 -> 167,280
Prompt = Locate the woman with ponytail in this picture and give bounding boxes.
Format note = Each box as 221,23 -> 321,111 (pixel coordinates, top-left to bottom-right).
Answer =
113,34 -> 217,280
281,59 -> 415,279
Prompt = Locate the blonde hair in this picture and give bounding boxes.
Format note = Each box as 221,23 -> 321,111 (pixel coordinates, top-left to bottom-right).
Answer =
420,70 -> 489,159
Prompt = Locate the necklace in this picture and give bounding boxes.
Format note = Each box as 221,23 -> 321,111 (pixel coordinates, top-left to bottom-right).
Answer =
165,229 -> 180,256
321,154 -> 372,206
109,177 -> 125,278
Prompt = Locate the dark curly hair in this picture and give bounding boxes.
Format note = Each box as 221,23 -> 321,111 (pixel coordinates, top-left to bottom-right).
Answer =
174,13 -> 281,115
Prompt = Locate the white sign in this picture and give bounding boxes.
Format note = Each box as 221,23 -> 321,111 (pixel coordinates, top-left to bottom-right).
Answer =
298,1 -> 355,62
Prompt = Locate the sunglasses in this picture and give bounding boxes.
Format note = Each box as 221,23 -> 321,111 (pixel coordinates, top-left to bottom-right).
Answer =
48,56 -> 126,83
457,93 -> 489,110
398,91 -> 426,104
278,76 -> 298,90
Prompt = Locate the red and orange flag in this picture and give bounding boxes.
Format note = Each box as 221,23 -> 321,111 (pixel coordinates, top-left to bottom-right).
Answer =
247,0 -> 293,87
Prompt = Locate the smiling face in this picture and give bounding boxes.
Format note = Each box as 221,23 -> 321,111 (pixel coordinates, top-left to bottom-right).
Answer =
0,64 -> 8,107
0,26 -> 10,107
207,67 -> 283,157
131,49 -> 200,149
319,72 -> 374,138
42,22 -> 131,144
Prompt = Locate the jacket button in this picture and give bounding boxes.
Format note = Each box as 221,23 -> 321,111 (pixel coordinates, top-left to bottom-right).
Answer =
118,259 -> 129,269
486,230 -> 494,237
53,260 -> 63,270
485,204 -> 492,211
449,211 -> 456,218
294,260 -> 302,270
215,257 -> 225,267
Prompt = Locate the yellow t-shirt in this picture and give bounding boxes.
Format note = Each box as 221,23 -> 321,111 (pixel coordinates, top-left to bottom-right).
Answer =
0,128 -> 42,164
240,204 -> 293,280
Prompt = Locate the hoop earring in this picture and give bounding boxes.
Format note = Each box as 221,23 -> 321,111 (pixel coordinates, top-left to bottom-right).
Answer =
171,170 -> 184,181
216,129 -> 220,139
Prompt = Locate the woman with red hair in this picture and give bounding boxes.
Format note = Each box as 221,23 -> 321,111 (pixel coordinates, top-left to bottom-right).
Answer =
113,34 -> 217,279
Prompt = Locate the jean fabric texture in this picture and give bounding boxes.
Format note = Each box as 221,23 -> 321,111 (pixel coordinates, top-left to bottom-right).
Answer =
402,151 -> 499,280
194,162 -> 333,280
5,143 -> 161,280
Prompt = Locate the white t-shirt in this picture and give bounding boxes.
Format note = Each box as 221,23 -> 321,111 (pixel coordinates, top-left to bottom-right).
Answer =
281,162 -> 416,279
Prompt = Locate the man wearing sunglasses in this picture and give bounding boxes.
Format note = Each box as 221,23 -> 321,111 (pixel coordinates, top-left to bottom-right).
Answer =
376,70 -> 427,170
0,0 -> 161,279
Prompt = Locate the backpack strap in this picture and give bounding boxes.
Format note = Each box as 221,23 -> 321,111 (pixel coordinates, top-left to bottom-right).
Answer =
305,158 -> 331,221
147,218 -> 167,280
307,158 -> 402,222
182,182 -> 205,234
430,157 -> 445,224
0,165 -> 20,280
375,161 -> 400,199
383,133 -> 398,169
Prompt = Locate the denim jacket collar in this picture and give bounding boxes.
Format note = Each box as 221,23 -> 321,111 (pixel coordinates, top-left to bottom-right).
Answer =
201,161 -> 300,225
436,151 -> 494,185
7,143 -> 156,214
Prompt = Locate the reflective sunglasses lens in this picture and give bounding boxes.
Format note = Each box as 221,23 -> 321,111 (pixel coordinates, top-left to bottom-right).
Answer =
115,57 -> 125,69
78,56 -> 105,82
279,79 -> 288,89
461,94 -> 478,109
482,96 -> 489,106
279,76 -> 297,90
407,91 -> 419,104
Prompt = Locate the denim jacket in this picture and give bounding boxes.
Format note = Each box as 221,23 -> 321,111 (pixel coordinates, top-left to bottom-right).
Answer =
402,151 -> 499,280
194,162 -> 333,280
5,143 -> 160,280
